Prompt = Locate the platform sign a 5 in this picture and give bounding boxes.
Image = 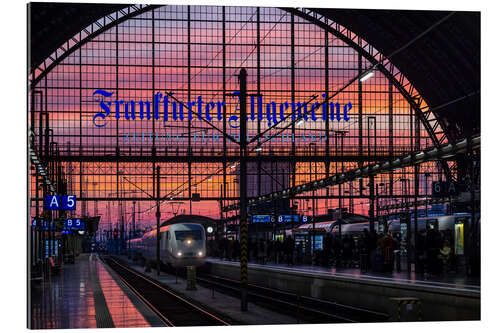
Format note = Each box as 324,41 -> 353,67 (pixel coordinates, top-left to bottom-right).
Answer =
43,195 -> 77,210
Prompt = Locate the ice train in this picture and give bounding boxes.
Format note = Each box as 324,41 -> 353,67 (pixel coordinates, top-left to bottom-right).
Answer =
128,223 -> 206,267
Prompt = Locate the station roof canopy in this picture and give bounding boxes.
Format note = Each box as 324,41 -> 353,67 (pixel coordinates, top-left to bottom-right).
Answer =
29,4 -> 480,141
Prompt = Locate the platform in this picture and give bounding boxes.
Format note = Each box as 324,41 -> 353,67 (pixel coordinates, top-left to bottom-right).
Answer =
206,258 -> 480,321
207,258 -> 480,292
29,253 -> 165,329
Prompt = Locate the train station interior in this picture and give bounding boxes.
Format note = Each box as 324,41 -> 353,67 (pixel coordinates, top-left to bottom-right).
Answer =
13,0 -> 492,329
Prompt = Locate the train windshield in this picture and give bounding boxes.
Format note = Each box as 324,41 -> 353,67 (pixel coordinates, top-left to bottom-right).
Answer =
175,230 -> 202,241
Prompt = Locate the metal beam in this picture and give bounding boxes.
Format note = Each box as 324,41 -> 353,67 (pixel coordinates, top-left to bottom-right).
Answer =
223,135 -> 479,212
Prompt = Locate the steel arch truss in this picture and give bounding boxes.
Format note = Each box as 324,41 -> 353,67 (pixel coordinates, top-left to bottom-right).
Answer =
289,7 -> 452,180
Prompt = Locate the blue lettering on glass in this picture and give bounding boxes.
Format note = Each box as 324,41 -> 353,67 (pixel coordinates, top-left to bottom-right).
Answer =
91,90 -> 352,129
92,90 -> 113,127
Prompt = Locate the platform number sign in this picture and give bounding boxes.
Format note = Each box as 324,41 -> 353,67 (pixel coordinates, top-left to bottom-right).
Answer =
278,215 -> 300,223
64,218 -> 85,231
432,181 -> 465,198
44,195 -> 77,211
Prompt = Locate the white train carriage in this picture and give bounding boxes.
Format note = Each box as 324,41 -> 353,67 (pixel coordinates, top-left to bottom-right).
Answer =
331,215 -> 468,235
130,223 -> 206,268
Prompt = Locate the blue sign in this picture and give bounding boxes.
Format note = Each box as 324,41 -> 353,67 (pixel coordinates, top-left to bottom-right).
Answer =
64,219 -> 85,231
44,195 -> 77,211
252,215 -> 272,223
61,230 -> 73,235
301,215 -> 311,223
31,219 -> 55,230
44,195 -> 61,210
61,195 -> 77,210
278,215 -> 300,223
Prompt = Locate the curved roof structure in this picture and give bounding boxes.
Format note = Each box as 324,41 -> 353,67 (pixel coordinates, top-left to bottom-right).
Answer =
29,4 -> 480,140
312,8 -> 480,140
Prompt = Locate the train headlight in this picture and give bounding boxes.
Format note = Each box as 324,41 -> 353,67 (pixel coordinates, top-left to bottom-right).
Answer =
198,251 -> 203,257
177,251 -> 182,257
186,239 -> 192,245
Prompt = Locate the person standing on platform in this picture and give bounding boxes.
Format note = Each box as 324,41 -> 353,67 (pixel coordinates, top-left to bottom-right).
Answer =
233,239 -> 240,261
383,232 -> 394,272
393,233 -> 401,272
439,240 -> 451,273
227,239 -> 233,261
369,229 -> 378,271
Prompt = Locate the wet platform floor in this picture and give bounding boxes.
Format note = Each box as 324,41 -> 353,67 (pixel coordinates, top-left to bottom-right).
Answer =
29,253 -> 163,329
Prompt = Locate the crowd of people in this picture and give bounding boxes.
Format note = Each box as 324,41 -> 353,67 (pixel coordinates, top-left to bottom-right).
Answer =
207,226 -> 457,275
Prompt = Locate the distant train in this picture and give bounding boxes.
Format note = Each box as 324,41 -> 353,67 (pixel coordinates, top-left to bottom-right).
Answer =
330,214 -> 472,237
128,223 -> 206,268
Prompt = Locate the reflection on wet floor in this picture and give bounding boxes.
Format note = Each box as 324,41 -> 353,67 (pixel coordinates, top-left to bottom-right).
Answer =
30,254 -> 151,329
97,259 -> 150,327
30,255 -> 97,329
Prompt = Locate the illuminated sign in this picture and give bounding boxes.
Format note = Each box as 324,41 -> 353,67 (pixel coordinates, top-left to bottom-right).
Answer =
252,215 -> 271,223
44,195 -> 77,211
64,219 -> 85,231
31,219 -> 55,231
278,215 -> 300,223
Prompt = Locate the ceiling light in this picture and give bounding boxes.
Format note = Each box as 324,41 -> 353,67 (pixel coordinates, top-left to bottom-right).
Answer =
360,71 -> 374,82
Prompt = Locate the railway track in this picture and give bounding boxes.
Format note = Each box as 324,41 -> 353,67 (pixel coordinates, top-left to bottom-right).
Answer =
102,256 -> 231,327
195,273 -> 388,323
107,256 -> 388,324
149,258 -> 388,323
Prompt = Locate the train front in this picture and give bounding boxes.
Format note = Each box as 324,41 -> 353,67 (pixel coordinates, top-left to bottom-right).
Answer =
170,223 -> 206,267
